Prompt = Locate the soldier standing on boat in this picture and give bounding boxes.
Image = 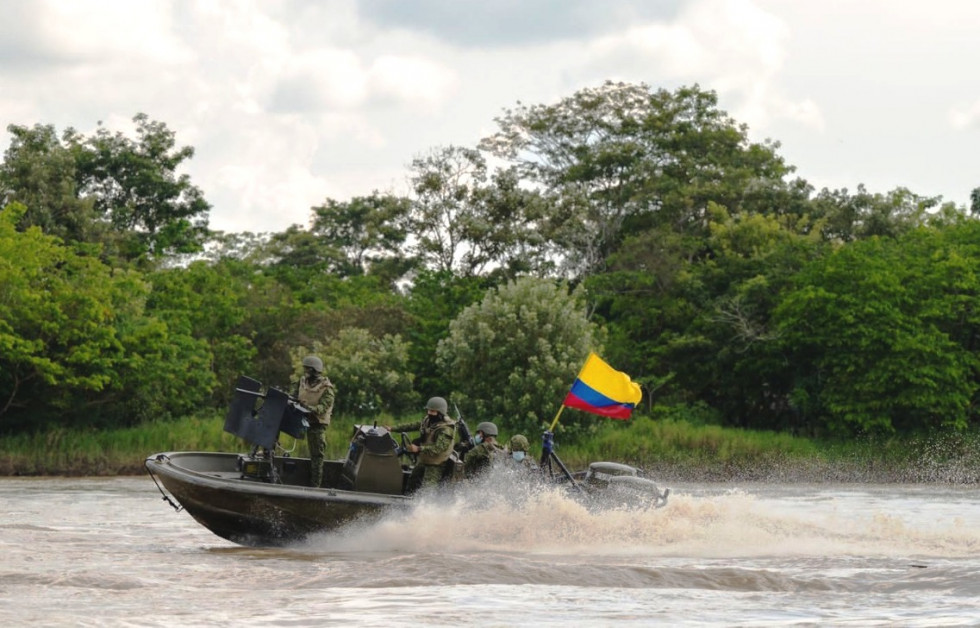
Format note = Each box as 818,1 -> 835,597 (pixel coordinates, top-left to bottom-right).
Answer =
463,421 -> 505,479
296,355 -> 335,488
389,396 -> 456,492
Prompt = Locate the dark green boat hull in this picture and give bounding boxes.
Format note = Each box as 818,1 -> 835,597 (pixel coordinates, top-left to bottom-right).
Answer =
145,451 -> 410,547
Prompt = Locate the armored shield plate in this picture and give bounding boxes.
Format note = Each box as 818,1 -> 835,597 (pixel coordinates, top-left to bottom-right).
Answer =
224,376 -> 262,442
249,387 -> 289,449
279,400 -> 309,439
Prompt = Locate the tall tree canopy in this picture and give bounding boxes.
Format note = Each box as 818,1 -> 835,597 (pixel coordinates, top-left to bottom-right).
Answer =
480,81 -> 797,278
2,114 -> 210,263
776,226 -> 980,436
407,146 -> 550,278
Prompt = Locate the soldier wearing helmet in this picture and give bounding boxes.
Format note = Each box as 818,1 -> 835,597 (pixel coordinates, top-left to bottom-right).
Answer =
463,420 -> 505,479
295,354 -> 335,487
505,434 -> 539,473
389,396 -> 457,492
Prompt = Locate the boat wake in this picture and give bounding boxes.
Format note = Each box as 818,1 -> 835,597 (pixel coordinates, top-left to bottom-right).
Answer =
296,479 -> 980,561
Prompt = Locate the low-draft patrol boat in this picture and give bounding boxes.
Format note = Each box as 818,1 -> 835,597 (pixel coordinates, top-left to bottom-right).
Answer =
145,376 -> 669,547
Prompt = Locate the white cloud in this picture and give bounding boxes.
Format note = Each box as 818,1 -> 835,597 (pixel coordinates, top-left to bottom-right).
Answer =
269,49 -> 370,111
2,0 -> 979,233
39,0 -> 193,64
771,98 -> 824,132
578,0 -> 825,136
202,116 -> 325,233
949,100 -> 980,130
368,55 -> 457,108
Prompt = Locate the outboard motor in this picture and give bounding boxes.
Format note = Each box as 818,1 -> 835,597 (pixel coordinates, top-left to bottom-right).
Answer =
341,425 -> 403,495
585,461 -> 670,508
584,461 -> 640,487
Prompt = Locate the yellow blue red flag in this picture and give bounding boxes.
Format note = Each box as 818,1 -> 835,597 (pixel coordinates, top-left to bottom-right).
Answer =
562,352 -> 642,420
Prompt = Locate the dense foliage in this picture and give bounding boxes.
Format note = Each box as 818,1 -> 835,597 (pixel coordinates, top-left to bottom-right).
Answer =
2,82 -> 979,444
436,277 -> 599,437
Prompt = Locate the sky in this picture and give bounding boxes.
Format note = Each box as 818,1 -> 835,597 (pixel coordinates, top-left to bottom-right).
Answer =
1,0 -> 978,234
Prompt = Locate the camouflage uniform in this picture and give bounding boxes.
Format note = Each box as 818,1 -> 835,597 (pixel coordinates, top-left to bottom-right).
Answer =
390,413 -> 456,492
505,434 -> 539,474
296,374 -> 335,487
463,440 -> 505,478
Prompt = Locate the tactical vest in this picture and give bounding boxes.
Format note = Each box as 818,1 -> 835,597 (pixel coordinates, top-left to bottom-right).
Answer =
417,415 -> 456,465
297,376 -> 333,425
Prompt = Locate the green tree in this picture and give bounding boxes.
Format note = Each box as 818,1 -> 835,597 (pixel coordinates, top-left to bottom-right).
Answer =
72,113 -> 210,261
467,166 -> 555,281
775,227 -> 980,436
404,269 -> 489,398
589,204 -> 825,430
260,225 -> 339,302
408,146 -> 551,278
145,259 -> 257,405
0,203 -> 214,432
310,193 -> 414,280
436,277 -> 601,438
2,115 -> 210,263
669,206 -> 826,431
0,123 -> 103,246
0,203 -> 124,427
408,145 -> 490,275
480,81 -> 795,278
808,185 -> 949,243
213,222 -> 421,391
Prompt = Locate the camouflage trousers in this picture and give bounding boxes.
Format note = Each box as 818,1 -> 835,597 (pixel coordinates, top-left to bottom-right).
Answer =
407,463 -> 445,494
307,423 -> 327,488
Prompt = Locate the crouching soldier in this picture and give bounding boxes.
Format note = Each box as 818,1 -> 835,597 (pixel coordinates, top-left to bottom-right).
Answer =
505,434 -> 539,474
463,422 -> 505,480
389,397 -> 457,493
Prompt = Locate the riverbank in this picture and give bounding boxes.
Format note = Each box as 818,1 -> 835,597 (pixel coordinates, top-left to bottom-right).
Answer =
2,414 -> 979,483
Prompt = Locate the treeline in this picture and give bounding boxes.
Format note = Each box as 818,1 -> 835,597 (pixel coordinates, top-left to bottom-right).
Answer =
3,81 -> 980,442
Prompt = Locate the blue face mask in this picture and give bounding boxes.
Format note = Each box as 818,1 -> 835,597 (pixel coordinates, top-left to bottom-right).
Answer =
474,434 -> 483,445
512,451 -> 526,462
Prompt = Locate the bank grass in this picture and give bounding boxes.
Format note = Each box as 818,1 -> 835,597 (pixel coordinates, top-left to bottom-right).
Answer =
548,415 -> 826,481
550,416 -> 980,482
2,411 -> 980,482
559,416 -> 821,468
0,413 -> 382,476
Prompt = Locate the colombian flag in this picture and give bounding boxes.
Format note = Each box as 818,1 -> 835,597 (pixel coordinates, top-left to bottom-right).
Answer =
562,352 -> 642,420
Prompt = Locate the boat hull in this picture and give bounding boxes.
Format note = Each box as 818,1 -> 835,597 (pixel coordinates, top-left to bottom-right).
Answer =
145,452 -> 410,547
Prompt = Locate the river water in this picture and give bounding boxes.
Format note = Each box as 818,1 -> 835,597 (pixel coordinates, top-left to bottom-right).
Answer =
2,475 -> 980,627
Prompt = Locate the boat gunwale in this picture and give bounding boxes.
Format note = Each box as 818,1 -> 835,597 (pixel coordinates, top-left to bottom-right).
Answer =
145,450 -> 411,506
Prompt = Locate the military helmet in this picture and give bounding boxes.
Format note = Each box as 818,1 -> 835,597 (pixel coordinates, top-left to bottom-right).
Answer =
476,421 -> 498,437
508,434 -> 529,452
302,355 -> 323,373
425,396 -> 448,414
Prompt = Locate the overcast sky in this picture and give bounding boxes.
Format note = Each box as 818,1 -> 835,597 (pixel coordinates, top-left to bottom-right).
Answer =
2,0 -> 978,234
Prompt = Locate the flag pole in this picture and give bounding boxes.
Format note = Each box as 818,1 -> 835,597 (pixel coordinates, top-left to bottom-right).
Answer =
548,404 -> 567,432
550,353 -> 594,432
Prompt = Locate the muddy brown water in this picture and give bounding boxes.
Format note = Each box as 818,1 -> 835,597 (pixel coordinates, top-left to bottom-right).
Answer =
2,476 -> 979,626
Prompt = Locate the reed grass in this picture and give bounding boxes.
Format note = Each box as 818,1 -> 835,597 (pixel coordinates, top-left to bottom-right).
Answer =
0,413 -> 382,476
2,412 -> 979,482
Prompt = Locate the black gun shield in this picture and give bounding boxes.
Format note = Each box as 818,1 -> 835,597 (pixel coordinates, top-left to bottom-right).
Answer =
280,401 -> 309,439
224,376 -> 262,441
250,387 -> 288,449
